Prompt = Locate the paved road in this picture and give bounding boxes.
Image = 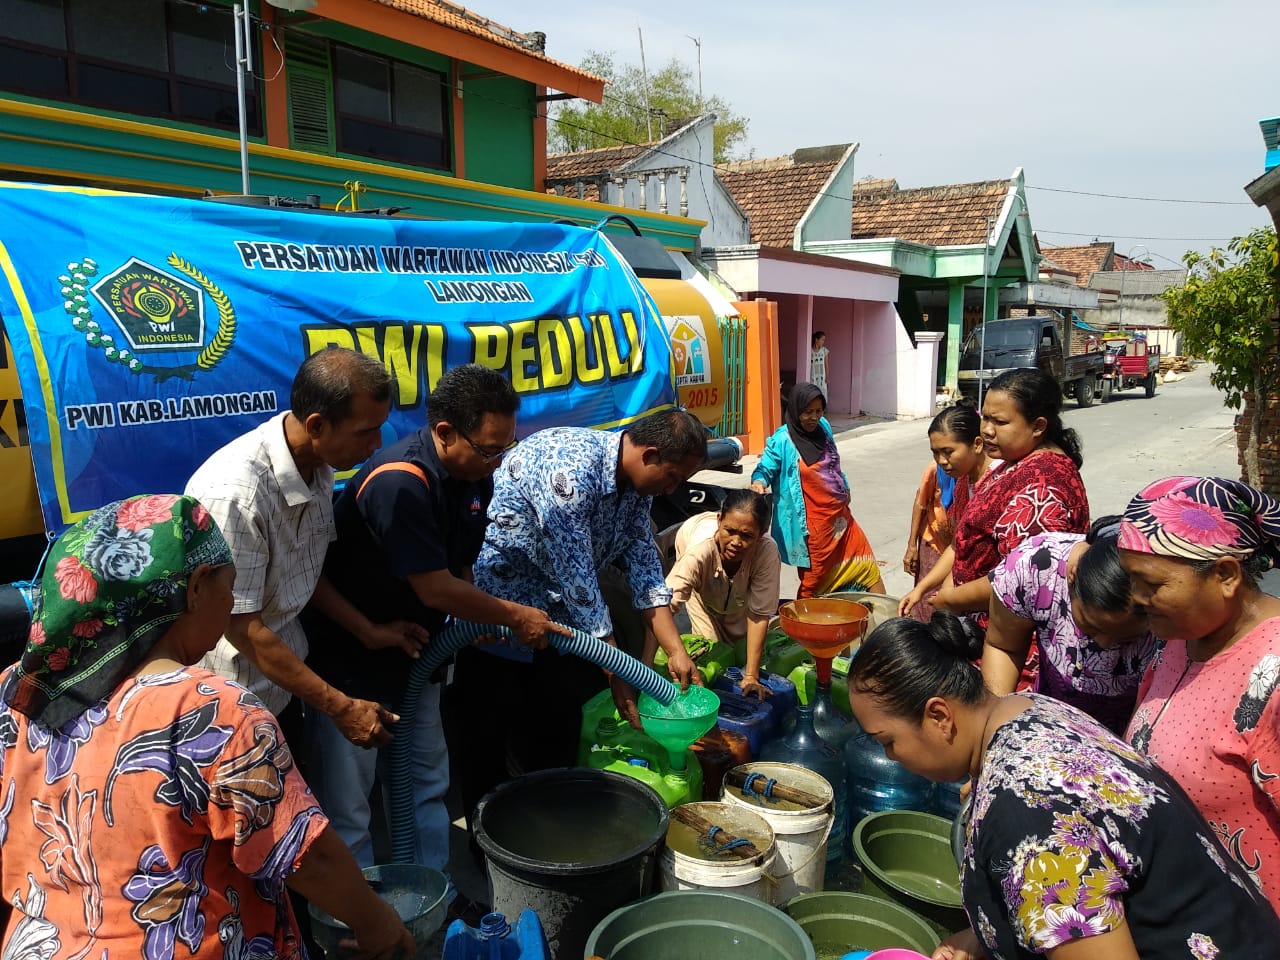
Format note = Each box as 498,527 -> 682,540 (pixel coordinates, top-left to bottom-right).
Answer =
707,364 -> 1238,601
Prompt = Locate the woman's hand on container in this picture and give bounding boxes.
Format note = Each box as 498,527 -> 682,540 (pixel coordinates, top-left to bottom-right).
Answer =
933,926 -> 986,960
749,480 -> 767,495
739,674 -> 769,699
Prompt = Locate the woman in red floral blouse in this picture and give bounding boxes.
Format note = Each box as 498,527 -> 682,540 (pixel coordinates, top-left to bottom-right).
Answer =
900,368 -> 1089,621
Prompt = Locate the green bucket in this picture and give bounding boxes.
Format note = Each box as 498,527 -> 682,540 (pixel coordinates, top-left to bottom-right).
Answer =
585,890 -> 816,960
851,811 -> 967,938
784,891 -> 940,957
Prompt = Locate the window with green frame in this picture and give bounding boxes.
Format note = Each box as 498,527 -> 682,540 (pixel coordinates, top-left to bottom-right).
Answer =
0,0 -> 260,134
283,31 -> 450,170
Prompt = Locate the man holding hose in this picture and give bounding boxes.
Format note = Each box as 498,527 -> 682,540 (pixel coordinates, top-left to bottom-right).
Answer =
304,363 -> 565,919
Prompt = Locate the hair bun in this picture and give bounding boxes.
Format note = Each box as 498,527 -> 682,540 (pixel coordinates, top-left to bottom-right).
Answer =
952,396 -> 978,412
928,611 -> 983,660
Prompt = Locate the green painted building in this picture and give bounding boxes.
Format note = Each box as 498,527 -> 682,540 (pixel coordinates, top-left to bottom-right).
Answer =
0,0 -> 703,250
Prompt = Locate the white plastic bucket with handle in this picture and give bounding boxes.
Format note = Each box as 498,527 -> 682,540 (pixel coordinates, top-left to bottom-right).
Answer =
721,762 -> 834,905
660,801 -> 778,902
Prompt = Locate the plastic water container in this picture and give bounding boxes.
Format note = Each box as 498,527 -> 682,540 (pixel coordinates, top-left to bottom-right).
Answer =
714,689 -> 775,756
442,909 -> 548,960
653,634 -> 739,685
578,688 -> 698,772
714,667 -> 798,734
660,801 -> 778,902
757,704 -> 850,881
589,752 -> 701,809
932,780 -> 966,822
721,760 -> 836,906
762,630 -> 812,683
690,727 -> 752,801
844,733 -> 935,836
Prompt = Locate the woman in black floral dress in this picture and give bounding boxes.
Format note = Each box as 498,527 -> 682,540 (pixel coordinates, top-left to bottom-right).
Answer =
848,612 -> 1280,960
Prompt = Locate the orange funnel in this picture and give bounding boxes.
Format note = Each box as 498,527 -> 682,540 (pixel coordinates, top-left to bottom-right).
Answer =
778,598 -> 870,683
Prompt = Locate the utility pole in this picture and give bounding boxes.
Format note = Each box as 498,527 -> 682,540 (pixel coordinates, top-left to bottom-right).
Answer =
638,25 -> 652,141
233,3 -> 252,194
687,35 -> 703,110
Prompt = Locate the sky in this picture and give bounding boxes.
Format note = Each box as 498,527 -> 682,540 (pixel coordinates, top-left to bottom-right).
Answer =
475,0 -> 1278,268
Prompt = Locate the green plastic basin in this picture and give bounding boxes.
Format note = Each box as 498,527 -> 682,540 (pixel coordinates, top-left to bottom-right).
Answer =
586,890 -> 815,960
852,811 -> 967,938
784,891 -> 940,957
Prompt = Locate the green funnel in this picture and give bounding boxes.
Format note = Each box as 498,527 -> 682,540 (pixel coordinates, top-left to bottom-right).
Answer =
637,685 -> 720,771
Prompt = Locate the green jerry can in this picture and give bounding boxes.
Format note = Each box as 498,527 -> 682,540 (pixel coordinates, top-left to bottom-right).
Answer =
653,633 -> 739,686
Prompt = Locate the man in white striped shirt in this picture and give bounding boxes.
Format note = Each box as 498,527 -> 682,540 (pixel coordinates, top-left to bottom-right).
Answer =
186,348 -> 426,750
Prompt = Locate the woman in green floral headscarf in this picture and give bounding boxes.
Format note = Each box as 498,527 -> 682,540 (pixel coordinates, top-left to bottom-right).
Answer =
0,495 -> 413,960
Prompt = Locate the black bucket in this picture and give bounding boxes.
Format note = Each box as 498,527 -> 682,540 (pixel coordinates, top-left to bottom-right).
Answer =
474,767 -> 668,960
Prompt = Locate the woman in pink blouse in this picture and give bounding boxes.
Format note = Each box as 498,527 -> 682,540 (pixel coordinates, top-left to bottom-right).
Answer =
1120,476 -> 1280,910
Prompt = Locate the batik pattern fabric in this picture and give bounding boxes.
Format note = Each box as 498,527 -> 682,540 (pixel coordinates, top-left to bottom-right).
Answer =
991,532 -> 1158,735
0,665 -> 327,960
10,494 -> 232,733
951,451 -> 1089,588
1119,475 -> 1280,566
1126,617 -> 1280,911
474,427 -> 670,655
965,695 -> 1280,960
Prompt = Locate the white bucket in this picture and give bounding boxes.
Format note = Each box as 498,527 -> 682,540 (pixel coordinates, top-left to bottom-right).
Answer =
660,801 -> 777,902
721,762 -> 834,906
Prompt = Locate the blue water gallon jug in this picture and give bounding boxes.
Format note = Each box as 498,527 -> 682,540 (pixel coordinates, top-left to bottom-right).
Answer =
933,779 -> 967,822
443,909 -> 548,960
714,689 -> 775,756
843,732 -> 935,834
714,667 -> 797,734
758,703 -> 849,873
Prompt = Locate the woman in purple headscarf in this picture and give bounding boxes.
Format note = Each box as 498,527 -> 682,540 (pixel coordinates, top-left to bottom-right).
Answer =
1119,476 -> 1280,910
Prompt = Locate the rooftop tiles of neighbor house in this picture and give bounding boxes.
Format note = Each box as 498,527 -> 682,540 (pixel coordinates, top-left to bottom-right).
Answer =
1038,243 -> 1115,287
848,178 -> 1012,246
717,151 -> 847,247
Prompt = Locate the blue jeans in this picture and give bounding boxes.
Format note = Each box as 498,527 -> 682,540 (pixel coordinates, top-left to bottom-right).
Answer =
305,683 -> 451,880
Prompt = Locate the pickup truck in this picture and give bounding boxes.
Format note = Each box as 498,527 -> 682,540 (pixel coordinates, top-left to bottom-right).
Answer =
1100,336 -> 1160,399
957,313 -> 1108,408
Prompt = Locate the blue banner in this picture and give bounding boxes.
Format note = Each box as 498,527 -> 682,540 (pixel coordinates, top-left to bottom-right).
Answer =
0,182 -> 675,535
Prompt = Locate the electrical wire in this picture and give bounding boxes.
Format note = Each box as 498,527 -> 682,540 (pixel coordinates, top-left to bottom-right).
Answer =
1026,185 -> 1252,206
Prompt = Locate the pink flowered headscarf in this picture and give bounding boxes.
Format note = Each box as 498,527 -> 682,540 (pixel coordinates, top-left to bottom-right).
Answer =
1118,476 -> 1280,566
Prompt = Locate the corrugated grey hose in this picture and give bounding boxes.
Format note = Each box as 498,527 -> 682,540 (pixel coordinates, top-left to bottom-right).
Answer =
388,621 -> 679,863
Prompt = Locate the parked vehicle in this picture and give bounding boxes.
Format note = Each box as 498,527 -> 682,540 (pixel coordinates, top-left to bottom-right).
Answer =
957,312 -> 1107,408
1100,335 -> 1160,400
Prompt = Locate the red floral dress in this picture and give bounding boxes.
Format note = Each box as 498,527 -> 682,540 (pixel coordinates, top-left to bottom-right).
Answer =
952,451 -> 1089,587
952,451 -> 1088,688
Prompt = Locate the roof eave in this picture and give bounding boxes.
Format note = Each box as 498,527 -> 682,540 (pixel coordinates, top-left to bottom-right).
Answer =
305,4 -> 606,100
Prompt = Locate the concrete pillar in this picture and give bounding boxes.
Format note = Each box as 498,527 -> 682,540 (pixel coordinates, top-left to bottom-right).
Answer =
799,294 -> 815,385
985,282 -> 1000,325
945,281 -> 965,391
914,331 -> 945,420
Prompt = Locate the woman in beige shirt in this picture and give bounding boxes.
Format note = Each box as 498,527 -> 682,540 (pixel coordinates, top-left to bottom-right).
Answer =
664,489 -> 782,698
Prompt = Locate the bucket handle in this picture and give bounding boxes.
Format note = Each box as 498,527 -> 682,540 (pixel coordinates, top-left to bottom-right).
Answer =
764,813 -> 836,884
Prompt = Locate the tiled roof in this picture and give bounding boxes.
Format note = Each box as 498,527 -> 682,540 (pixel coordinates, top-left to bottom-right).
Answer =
1039,243 -> 1114,287
371,1 -> 603,82
718,147 -> 850,247
544,143 -> 648,202
849,179 -> 1011,246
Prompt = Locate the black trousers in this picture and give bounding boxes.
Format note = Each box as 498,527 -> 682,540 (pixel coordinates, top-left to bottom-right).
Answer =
449,644 -> 608,830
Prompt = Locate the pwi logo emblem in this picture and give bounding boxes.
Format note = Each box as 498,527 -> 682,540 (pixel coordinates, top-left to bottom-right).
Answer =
91,258 -> 204,353
61,254 -> 237,381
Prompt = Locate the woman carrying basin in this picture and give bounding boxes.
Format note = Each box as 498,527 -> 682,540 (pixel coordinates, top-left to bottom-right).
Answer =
848,612 -> 1280,960
983,517 -> 1158,735
1119,476 -> 1280,910
0,495 -> 413,960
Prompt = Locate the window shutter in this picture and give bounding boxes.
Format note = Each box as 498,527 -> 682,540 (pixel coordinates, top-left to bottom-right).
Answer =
284,33 -> 334,153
